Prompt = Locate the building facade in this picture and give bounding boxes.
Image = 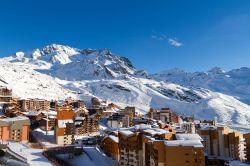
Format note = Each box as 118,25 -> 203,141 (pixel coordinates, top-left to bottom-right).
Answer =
243,133 -> 250,163
118,127 -> 205,166
102,135 -> 120,161
55,109 -> 75,145
198,126 -> 245,161
18,99 -> 50,111
0,86 -> 12,103
0,116 -> 30,142
148,108 -> 179,124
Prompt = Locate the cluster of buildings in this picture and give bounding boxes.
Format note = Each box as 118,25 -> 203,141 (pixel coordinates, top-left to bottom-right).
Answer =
54,103 -> 101,145
107,106 -> 136,128
102,123 -> 205,166
199,126 -> 246,165
0,86 -> 102,145
102,108 -> 250,166
2,86 -> 250,166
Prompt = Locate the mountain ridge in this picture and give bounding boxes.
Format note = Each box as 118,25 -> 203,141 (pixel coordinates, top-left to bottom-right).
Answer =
1,44 -> 250,127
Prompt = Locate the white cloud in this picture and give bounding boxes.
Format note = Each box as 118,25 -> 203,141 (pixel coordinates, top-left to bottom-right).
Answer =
168,38 -> 183,47
151,32 -> 183,47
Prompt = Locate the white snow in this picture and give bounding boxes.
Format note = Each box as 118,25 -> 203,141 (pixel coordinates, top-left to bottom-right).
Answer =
7,142 -> 52,166
59,146 -> 118,166
151,67 -> 250,105
1,44 -> 250,129
31,128 -> 58,148
164,140 -> 204,148
229,160 -> 250,166
0,116 -> 29,122
119,130 -> 134,137
175,134 -> 203,141
58,119 -> 74,128
143,128 -> 168,136
108,135 -> 119,143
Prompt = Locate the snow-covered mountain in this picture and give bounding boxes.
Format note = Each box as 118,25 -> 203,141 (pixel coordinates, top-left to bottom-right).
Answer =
4,44 -> 136,80
1,44 -> 250,127
151,67 -> 250,105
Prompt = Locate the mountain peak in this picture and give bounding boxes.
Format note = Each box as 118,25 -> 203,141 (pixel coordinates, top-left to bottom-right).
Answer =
5,44 -> 137,80
36,44 -> 80,56
208,67 -> 225,75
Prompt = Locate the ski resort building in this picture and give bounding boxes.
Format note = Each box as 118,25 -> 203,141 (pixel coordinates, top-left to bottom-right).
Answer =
198,126 -> 246,162
102,135 -> 120,161
18,99 -> 50,111
0,86 -> 12,103
119,107 -> 136,127
0,116 -> 30,142
243,133 -> 250,162
118,126 -> 205,166
74,108 -> 100,135
148,108 -> 180,124
55,109 -> 75,145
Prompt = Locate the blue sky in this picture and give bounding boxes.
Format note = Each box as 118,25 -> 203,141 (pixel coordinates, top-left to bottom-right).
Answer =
0,0 -> 250,73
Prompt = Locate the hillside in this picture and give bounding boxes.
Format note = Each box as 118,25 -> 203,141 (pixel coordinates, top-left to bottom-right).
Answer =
1,44 -> 250,127
151,67 -> 250,104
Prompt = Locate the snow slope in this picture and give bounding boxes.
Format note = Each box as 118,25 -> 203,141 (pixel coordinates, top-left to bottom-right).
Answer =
1,44 -> 250,127
0,59 -> 75,100
60,77 -> 250,125
151,67 -> 250,104
5,44 -> 136,80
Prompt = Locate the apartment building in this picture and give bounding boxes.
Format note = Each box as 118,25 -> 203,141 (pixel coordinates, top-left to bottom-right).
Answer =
74,107 -> 101,135
91,97 -> 101,108
148,108 -> 180,124
119,107 -> 136,127
141,128 -> 174,166
118,130 -> 142,166
118,125 -> 205,166
102,135 -> 120,161
18,99 -> 50,111
198,126 -> 245,162
243,133 -> 250,162
142,136 -> 166,166
164,140 -> 205,166
107,113 -> 123,128
55,109 -> 75,145
38,110 -> 57,131
0,86 -> 12,103
3,102 -> 21,117
39,116 -> 56,131
227,132 -> 245,160
0,116 -> 30,142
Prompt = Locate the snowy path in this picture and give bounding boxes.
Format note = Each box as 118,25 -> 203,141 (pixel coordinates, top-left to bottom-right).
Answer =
83,146 -> 117,166
7,142 -> 52,166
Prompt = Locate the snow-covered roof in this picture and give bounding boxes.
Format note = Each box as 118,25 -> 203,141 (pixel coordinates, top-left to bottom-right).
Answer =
0,116 -> 29,122
58,119 -> 73,128
22,111 -> 40,116
119,130 -> 134,137
108,135 -> 119,143
134,124 -> 151,130
48,115 -> 56,119
200,125 -> 217,130
75,121 -> 82,125
175,134 -> 203,141
165,140 -> 203,148
143,128 -> 168,136
175,128 -> 186,133
42,110 -> 57,116
75,117 -> 85,121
